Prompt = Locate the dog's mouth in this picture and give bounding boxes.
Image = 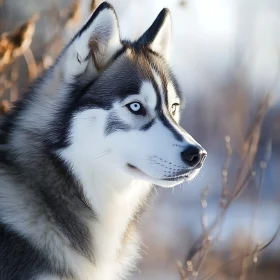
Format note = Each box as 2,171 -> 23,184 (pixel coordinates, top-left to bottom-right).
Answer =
127,164 -> 147,177
162,172 -> 192,181
127,163 -> 192,182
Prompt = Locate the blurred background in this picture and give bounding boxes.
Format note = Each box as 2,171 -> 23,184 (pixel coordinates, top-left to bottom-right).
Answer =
1,0 -> 280,279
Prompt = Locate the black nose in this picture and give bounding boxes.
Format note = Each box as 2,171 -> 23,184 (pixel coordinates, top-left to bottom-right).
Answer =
181,145 -> 207,168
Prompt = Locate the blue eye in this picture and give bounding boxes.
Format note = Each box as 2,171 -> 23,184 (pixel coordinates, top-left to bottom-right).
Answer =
126,102 -> 146,116
130,103 -> 141,112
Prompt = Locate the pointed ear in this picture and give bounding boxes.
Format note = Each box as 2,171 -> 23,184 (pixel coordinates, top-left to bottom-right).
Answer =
62,2 -> 122,81
137,8 -> 172,59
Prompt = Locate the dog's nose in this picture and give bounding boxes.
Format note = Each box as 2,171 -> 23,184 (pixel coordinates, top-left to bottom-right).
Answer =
181,145 -> 207,168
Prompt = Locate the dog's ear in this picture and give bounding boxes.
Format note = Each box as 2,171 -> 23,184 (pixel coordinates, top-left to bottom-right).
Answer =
137,8 -> 172,60
62,2 -> 122,81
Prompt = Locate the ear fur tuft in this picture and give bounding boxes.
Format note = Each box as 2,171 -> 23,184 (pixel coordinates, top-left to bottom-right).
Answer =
62,2 -> 122,81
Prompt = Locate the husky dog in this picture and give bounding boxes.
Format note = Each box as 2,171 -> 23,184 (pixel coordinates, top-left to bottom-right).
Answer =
0,2 -> 206,280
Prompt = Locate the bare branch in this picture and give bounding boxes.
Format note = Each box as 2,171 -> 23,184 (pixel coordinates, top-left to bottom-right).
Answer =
179,95 -> 273,280
201,225 -> 280,280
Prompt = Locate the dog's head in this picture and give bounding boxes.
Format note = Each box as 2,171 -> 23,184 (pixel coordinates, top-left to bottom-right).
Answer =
57,3 -> 206,188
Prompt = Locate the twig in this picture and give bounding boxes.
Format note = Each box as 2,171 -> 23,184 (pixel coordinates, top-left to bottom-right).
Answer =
245,139 -> 272,279
201,225 -> 280,280
179,95 -> 272,279
221,135 -> 232,208
201,185 -> 209,233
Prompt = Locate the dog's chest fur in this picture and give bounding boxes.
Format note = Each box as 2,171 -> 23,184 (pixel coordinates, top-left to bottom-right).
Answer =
88,179 -> 152,280
56,133 -> 152,279
0,167 -> 152,280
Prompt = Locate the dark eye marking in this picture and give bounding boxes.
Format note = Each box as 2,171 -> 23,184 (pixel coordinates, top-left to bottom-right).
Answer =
126,102 -> 146,116
171,103 -> 180,115
140,119 -> 155,131
105,113 -> 130,136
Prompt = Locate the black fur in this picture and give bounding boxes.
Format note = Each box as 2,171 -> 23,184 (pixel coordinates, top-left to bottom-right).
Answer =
105,112 -> 131,136
140,119 -> 155,131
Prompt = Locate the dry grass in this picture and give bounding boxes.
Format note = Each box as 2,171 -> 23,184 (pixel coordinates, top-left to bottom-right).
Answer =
0,13 -> 38,73
0,0 -> 91,112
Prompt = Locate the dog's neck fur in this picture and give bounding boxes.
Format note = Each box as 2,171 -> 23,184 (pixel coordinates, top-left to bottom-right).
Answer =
81,166 -> 152,279
1,141 -> 152,279
58,125 -> 153,278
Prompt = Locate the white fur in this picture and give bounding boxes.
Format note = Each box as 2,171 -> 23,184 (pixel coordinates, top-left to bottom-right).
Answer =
59,108 -> 152,279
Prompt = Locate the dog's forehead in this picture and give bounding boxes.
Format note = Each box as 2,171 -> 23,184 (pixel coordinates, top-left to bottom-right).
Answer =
138,81 -> 157,108
89,49 -> 180,108
126,50 -> 181,106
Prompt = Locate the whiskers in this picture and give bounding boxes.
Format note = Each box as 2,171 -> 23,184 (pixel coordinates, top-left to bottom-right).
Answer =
144,155 -> 191,181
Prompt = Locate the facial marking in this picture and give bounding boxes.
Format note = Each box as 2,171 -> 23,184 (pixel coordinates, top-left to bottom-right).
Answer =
105,112 -> 130,136
147,56 -> 169,105
146,64 -> 184,142
138,81 -> 157,113
140,119 -> 155,131
167,82 -> 181,122
150,68 -> 164,101
158,111 -> 184,142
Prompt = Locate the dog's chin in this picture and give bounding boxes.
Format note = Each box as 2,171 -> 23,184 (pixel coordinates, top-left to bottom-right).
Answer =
126,164 -> 200,188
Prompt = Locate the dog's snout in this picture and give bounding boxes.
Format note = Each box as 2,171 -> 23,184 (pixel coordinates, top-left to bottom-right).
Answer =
181,145 -> 207,168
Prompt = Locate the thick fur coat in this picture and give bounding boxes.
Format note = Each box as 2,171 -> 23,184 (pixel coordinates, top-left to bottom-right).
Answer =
0,3 -> 206,280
